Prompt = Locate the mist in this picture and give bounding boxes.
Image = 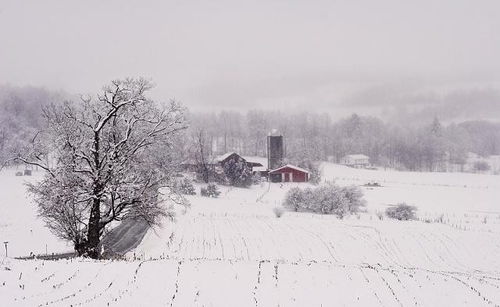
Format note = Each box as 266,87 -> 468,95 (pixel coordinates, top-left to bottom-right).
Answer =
1,0 -> 500,121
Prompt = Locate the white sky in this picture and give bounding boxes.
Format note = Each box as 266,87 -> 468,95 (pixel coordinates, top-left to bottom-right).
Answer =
1,0 -> 499,117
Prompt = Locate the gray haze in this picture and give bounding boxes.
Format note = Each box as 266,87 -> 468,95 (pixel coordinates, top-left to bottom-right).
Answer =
1,0 -> 500,120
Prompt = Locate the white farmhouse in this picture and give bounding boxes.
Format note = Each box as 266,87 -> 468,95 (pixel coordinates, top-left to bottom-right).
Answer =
341,154 -> 370,168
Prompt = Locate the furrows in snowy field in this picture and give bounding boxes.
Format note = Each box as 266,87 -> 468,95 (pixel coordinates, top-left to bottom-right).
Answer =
2,163 -> 500,306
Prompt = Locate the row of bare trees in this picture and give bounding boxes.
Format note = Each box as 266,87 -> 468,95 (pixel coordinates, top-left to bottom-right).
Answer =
186,111 -> 500,172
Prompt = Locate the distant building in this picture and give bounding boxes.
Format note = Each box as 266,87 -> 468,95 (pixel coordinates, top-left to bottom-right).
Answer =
216,152 -> 263,172
181,152 -> 263,173
216,152 -> 244,165
269,164 -> 309,183
341,154 -> 370,168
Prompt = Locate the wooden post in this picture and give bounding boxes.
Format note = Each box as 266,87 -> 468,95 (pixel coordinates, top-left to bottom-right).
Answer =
3,241 -> 8,257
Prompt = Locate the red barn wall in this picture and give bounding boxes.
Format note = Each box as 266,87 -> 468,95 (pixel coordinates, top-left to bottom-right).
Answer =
271,167 -> 308,182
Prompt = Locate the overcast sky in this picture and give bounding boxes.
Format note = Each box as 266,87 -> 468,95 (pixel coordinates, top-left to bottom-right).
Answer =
1,0 -> 500,119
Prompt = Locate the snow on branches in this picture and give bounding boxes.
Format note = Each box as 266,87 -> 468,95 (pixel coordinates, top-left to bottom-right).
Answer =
23,78 -> 188,258
283,183 -> 365,218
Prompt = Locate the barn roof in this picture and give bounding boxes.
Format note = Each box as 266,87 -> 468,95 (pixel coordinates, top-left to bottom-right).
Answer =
243,156 -> 267,171
269,164 -> 310,174
216,152 -> 245,162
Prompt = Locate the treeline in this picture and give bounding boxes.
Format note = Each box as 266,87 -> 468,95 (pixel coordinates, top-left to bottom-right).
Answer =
0,86 -> 66,165
2,85 -> 500,173
187,111 -> 500,172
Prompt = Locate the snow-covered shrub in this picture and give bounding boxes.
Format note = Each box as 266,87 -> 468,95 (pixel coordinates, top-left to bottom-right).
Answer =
273,207 -> 285,218
176,178 -> 196,195
385,203 -> 417,221
313,184 -> 364,218
302,161 -> 321,185
283,187 -> 306,211
200,183 -> 221,198
251,173 -> 262,185
283,183 -> 365,218
341,185 -> 366,215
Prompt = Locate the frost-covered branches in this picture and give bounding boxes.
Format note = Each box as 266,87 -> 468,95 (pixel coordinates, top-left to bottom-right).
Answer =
283,183 -> 365,218
385,203 -> 417,221
200,183 -> 221,198
24,78 -> 188,258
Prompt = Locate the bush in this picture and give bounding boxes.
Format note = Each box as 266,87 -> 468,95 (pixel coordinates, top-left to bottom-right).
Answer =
303,161 -> 321,185
385,203 -> 417,221
283,183 -> 365,218
251,173 -> 262,185
284,187 -> 307,212
200,183 -> 221,198
176,178 -> 196,195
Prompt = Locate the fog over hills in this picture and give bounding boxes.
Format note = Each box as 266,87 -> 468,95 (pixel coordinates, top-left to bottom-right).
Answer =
1,0 -> 499,122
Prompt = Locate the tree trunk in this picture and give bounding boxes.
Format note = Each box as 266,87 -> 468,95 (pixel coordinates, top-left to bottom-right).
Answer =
83,131 -> 102,259
86,198 -> 101,258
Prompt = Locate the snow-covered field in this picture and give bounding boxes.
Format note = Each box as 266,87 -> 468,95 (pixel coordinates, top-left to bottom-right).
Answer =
1,164 -> 500,306
0,169 -> 71,257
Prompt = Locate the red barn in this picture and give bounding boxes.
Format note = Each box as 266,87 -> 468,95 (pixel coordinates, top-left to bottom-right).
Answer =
268,164 -> 309,183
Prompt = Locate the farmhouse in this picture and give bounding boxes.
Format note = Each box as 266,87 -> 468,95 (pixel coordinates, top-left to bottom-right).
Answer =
341,154 -> 370,168
216,152 -> 264,172
269,164 -> 310,183
216,152 -> 244,165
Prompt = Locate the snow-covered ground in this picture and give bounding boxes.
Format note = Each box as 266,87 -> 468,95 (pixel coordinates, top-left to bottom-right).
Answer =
0,169 -> 71,257
1,164 -> 500,306
323,163 -> 500,225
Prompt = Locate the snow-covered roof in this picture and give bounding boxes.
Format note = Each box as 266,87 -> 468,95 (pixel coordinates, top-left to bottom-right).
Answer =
269,164 -> 310,174
216,152 -> 243,162
242,156 -> 268,169
253,166 -> 268,172
344,154 -> 369,160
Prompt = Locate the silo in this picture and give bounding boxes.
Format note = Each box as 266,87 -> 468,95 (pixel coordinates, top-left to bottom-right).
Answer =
267,130 -> 284,170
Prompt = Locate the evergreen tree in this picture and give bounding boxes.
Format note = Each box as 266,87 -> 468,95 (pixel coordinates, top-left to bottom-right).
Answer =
222,156 -> 252,187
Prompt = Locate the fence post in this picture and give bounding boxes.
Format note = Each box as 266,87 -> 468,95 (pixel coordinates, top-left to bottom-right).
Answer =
3,241 -> 8,257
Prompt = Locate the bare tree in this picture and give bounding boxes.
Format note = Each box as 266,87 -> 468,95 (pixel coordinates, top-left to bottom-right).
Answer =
20,78 -> 188,258
194,128 -> 211,183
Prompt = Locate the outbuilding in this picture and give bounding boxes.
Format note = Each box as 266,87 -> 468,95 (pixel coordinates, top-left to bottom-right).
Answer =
341,154 -> 370,168
216,152 -> 265,173
268,164 -> 309,183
